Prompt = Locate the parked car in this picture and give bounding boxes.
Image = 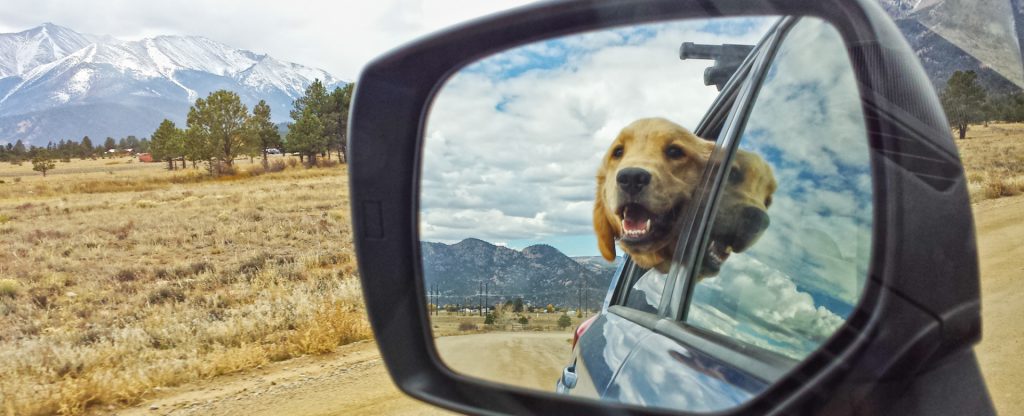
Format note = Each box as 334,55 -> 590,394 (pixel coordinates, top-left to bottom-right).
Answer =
348,0 -> 999,414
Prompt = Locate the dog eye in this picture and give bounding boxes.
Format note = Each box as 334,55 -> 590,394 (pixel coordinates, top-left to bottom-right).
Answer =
612,146 -> 624,159
665,145 -> 685,159
728,167 -> 744,184
765,196 -> 773,207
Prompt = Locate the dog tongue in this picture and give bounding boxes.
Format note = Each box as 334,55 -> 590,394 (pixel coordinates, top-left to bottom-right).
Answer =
623,205 -> 651,232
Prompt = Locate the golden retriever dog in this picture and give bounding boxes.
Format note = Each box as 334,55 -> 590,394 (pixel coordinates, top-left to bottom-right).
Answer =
700,149 -> 776,277
593,117 -> 776,277
593,117 -> 713,272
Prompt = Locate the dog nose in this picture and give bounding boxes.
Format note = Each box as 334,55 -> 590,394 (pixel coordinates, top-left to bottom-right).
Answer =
733,206 -> 770,251
617,168 -> 651,196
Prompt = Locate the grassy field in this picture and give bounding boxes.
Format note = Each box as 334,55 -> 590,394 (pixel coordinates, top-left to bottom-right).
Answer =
0,156 -> 370,415
429,307 -> 589,338
0,121 -> 1020,415
955,122 -> 1024,202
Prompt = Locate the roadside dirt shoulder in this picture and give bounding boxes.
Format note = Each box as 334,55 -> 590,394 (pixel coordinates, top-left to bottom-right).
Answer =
110,340 -> 450,416
973,194 -> 1024,415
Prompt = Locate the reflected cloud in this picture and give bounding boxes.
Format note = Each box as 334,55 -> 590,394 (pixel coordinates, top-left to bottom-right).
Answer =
688,19 -> 872,359
421,17 -> 775,244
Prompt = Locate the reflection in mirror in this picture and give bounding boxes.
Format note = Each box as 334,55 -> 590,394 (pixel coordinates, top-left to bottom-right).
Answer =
416,15 -> 869,412
686,18 -> 871,362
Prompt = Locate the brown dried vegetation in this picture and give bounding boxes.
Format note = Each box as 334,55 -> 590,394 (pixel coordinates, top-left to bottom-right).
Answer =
956,122 -> 1024,202
0,156 -> 368,415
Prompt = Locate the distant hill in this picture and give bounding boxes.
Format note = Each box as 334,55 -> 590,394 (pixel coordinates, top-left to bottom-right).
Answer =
420,238 -> 617,310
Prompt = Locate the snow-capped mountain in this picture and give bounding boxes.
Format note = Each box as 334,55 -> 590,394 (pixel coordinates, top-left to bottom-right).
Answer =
880,0 -> 1024,93
0,23 -> 344,146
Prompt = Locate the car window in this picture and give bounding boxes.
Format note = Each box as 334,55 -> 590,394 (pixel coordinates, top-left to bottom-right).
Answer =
684,17 -> 872,360
619,263 -> 660,313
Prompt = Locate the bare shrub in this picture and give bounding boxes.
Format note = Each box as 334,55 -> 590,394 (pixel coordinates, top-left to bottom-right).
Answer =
188,261 -> 214,276
244,164 -> 266,177
25,229 -> 69,244
108,221 -> 135,240
238,252 -> 273,275
288,301 -> 372,354
267,160 -> 287,172
208,161 -> 237,177
0,279 -> 20,298
316,159 -> 339,168
113,269 -> 140,282
148,287 -> 186,304
458,321 -> 478,331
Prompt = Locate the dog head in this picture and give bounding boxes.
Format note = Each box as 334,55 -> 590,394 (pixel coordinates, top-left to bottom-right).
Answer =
594,118 -> 713,272
700,149 -> 776,277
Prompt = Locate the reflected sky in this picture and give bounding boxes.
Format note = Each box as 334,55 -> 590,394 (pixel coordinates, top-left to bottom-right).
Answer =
688,18 -> 872,360
421,17 -> 776,256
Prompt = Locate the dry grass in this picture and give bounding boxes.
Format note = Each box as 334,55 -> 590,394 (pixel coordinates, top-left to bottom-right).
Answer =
956,122 -> 1024,203
429,305 -> 584,337
0,156 -> 369,415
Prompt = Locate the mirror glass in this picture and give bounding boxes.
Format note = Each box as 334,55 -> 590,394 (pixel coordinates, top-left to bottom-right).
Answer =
419,15 -> 869,412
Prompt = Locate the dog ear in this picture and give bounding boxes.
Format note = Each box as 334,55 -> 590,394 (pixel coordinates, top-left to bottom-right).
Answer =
594,193 -> 617,261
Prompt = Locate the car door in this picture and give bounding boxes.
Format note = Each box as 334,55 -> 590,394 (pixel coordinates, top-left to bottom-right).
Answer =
559,20 -> 780,401
601,16 -> 875,411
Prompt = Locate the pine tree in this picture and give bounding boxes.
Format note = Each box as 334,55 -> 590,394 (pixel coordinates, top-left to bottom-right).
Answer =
80,136 -> 93,158
286,107 -> 326,165
290,79 -> 333,162
151,119 -> 185,170
940,71 -> 987,140
185,90 -> 252,172
12,140 -> 26,157
250,100 -> 281,168
329,83 -> 355,162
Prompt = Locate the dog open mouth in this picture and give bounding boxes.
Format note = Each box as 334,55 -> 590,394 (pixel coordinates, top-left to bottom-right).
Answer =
619,204 -> 654,240
702,239 -> 733,275
615,202 -> 680,245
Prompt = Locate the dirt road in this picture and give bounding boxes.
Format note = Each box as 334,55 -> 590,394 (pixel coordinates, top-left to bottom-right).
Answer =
115,195 -> 1023,415
436,331 -> 572,391
115,332 -> 570,415
973,194 -> 1024,415
113,340 -> 448,416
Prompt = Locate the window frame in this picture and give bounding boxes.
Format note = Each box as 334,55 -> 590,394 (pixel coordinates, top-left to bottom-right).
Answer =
604,16 -> 824,378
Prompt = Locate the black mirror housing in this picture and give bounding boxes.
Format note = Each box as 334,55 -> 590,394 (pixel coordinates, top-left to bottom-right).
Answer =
348,0 -> 990,414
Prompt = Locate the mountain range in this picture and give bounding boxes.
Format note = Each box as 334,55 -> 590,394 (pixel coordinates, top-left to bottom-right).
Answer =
880,0 -> 1024,93
421,238 -> 619,310
0,23 -> 344,146
2,4 -> 1021,147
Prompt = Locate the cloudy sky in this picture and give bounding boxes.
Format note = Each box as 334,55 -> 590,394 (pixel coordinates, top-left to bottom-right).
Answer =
421,17 -> 776,256
0,0 -> 534,79
688,18 -> 872,359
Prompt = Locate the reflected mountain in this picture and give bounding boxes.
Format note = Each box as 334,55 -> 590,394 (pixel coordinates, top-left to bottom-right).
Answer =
421,238 -> 618,310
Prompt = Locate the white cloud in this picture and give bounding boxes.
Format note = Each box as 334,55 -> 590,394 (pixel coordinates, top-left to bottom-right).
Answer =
689,255 -> 845,359
421,17 -> 775,244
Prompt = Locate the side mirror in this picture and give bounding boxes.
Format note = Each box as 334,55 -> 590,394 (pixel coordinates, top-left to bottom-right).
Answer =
348,0 -> 992,414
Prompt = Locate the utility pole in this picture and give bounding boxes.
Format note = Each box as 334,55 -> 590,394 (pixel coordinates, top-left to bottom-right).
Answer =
430,284 -> 436,316
484,282 -> 489,315
479,281 -> 483,316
